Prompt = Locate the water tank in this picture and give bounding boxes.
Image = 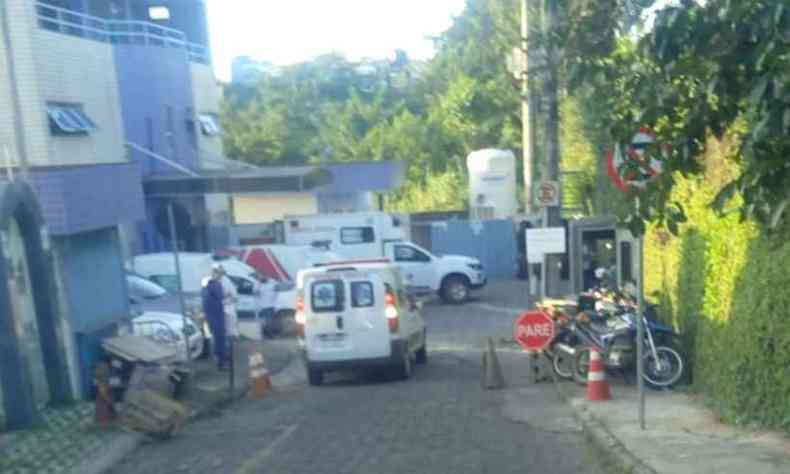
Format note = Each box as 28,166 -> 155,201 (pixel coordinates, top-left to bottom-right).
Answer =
467,149 -> 518,220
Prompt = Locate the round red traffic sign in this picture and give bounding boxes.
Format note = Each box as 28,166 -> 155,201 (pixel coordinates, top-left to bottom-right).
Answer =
514,310 -> 555,352
606,128 -> 666,192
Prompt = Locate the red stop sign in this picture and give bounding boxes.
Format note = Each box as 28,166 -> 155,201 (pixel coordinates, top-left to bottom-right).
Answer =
514,310 -> 556,352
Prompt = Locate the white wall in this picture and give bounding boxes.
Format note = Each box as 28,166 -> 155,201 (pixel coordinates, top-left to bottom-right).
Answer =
0,1 -> 126,168
233,193 -> 318,224
0,0 -> 46,168
34,30 -> 126,166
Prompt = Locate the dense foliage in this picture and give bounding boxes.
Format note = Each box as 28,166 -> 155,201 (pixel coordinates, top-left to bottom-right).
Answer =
221,0 -> 618,212
643,132 -> 790,433
575,0 -> 790,233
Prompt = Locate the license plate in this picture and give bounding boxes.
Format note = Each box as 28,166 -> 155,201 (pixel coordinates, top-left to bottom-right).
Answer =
318,333 -> 346,347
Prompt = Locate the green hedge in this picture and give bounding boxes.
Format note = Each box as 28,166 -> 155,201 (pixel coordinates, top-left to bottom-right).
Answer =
644,136 -> 790,433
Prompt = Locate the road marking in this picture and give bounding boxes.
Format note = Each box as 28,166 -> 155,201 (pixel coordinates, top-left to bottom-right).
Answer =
235,424 -> 298,474
470,303 -> 522,315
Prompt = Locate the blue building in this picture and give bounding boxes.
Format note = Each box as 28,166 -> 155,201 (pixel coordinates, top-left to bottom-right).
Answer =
0,1 -> 407,429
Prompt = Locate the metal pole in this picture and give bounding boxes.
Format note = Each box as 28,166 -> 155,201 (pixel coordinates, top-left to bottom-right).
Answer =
540,255 -> 547,302
167,203 -> 191,362
229,338 -> 235,393
636,234 -> 646,429
521,0 -> 533,213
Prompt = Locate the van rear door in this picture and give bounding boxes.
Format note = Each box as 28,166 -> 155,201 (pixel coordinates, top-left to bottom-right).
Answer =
304,272 -> 390,362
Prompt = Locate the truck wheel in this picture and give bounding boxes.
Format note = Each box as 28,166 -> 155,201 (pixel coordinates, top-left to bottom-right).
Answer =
440,276 -> 470,305
307,365 -> 324,386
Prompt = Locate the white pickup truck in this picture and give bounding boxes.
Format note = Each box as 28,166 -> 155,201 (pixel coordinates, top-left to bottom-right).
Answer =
284,212 -> 486,304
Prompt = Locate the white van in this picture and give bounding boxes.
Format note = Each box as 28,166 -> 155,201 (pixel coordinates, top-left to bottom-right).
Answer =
296,261 -> 427,385
284,212 -> 487,304
130,253 -> 265,319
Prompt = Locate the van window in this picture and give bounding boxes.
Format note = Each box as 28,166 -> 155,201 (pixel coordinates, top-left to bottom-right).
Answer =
340,227 -> 375,244
311,280 -> 345,312
351,282 -> 374,308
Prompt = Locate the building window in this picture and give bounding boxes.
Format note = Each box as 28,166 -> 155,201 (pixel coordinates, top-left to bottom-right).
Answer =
340,227 -> 375,244
198,114 -> 222,136
148,6 -> 171,21
47,104 -> 96,135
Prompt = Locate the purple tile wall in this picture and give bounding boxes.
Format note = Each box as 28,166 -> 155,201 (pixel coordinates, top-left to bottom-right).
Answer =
29,162 -> 145,235
113,44 -> 200,177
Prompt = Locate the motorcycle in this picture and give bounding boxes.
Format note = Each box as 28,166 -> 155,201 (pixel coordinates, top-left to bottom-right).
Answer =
565,304 -> 685,388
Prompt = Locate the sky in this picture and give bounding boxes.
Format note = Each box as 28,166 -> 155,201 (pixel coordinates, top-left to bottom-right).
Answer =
205,0 -> 468,82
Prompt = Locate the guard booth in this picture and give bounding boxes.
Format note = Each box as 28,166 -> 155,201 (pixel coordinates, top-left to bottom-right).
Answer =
567,216 -> 639,295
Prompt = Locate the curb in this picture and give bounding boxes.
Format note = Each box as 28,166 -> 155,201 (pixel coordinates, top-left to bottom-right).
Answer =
71,432 -> 144,474
552,380 -> 657,474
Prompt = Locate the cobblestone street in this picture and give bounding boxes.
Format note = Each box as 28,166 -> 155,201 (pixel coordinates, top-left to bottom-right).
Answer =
110,283 -> 606,474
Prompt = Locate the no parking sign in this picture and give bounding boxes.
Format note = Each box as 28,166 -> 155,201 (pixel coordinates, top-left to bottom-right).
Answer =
607,128 -> 666,192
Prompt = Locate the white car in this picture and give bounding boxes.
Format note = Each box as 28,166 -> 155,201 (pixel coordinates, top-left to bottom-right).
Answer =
125,273 -> 205,362
130,252 -> 266,319
296,261 -> 427,385
129,311 -> 205,362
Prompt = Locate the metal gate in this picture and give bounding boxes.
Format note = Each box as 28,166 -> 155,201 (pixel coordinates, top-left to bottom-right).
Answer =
430,219 -> 517,278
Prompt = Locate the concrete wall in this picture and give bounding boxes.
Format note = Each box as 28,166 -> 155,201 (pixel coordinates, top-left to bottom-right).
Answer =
0,2 -> 126,168
34,30 -> 126,166
233,193 -> 318,224
190,62 -> 224,169
0,0 -> 47,168
114,43 -> 199,176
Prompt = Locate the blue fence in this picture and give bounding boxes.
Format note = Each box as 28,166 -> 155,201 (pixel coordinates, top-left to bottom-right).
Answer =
430,219 -> 517,278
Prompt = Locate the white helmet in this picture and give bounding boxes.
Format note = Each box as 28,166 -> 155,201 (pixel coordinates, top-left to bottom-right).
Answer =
594,267 -> 607,280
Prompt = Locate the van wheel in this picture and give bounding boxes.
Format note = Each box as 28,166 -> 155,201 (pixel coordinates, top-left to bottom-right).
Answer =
393,350 -> 413,380
307,366 -> 324,386
416,343 -> 428,365
440,276 -> 470,305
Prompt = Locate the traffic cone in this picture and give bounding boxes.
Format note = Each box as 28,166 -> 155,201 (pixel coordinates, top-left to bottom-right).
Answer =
482,337 -> 505,390
586,347 -> 611,401
248,351 -> 272,399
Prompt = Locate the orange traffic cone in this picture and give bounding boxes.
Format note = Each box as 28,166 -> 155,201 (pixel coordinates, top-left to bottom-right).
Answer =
248,351 -> 272,399
586,347 -> 611,401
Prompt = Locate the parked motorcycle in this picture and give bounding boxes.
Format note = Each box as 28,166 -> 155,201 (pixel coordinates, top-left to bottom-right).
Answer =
565,305 -> 685,388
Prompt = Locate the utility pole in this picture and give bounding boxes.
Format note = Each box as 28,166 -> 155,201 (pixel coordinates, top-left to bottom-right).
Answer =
521,0 -> 533,213
543,0 -> 561,227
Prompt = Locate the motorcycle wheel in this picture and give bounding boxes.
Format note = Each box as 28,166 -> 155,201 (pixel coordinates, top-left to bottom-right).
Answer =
642,346 -> 684,388
572,347 -> 592,385
552,351 -> 574,380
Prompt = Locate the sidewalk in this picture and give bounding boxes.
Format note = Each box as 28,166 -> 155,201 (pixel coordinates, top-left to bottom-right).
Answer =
556,381 -> 790,474
0,333 -> 299,474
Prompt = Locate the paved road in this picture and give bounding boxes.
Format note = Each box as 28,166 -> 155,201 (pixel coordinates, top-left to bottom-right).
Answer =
110,286 -> 605,474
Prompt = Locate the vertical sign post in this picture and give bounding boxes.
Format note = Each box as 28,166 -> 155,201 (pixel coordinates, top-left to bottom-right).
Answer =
167,203 -> 191,362
636,234 -> 646,429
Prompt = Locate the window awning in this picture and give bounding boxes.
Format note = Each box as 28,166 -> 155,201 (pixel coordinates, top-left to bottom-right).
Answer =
198,114 -> 221,136
47,105 -> 96,134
